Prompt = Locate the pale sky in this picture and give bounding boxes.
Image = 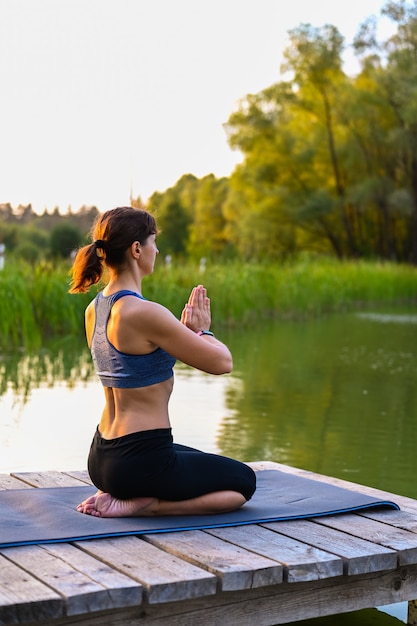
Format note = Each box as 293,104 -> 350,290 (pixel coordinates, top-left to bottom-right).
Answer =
0,0 -> 393,214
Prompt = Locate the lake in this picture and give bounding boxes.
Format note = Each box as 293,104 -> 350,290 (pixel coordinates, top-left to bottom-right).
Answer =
1,304 -> 416,624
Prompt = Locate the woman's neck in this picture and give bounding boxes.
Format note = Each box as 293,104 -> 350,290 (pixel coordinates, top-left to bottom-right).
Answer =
104,270 -> 143,296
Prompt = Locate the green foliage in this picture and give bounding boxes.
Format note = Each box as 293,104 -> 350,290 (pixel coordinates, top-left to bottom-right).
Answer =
135,258 -> 417,327
0,265 -> 39,348
0,222 -> 20,251
0,261 -> 92,350
0,204 -> 98,262
9,225 -> 50,264
187,175 -> 230,260
49,223 -> 83,258
223,2 -> 417,264
147,175 -> 197,257
0,258 -> 415,349
14,241 -> 42,264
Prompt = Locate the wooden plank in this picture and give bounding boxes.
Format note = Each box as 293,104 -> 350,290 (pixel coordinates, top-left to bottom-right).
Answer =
361,507 -> 417,532
34,563 -> 417,626
260,518 -> 397,576
139,564 -> 417,626
0,475 -> 33,490
0,553 -> 63,624
63,470 -> 92,485
143,529 -> 283,591
41,543 -> 142,611
314,512 -> 417,566
205,524 -> 343,582
9,471 -> 88,489
1,543 -> 141,617
75,535 -> 217,605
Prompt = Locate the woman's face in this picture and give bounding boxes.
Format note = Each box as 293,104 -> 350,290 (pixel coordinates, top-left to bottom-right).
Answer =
139,234 -> 159,275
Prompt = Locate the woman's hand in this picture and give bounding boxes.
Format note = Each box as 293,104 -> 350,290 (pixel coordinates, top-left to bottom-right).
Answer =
180,284 -> 211,332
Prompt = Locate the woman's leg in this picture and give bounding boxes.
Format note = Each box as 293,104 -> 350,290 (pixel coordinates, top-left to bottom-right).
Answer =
156,444 -> 256,502
80,431 -> 256,517
77,489 -> 246,518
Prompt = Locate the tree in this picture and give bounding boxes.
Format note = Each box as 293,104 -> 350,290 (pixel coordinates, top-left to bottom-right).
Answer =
187,175 -> 230,259
147,175 -> 197,258
49,223 -> 82,259
225,37 -> 352,260
354,1 -> 417,262
224,6 -> 417,263
281,23 -> 361,256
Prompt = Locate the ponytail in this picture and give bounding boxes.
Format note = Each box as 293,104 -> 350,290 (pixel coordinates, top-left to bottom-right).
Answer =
69,242 -> 105,293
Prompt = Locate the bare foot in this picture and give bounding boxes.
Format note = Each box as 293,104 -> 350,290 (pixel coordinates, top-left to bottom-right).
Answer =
76,490 -> 158,518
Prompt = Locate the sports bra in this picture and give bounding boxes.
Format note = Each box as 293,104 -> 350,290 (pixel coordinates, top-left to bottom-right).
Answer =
90,290 -> 176,388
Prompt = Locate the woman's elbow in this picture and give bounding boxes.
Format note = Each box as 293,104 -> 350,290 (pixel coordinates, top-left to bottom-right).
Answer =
213,355 -> 233,375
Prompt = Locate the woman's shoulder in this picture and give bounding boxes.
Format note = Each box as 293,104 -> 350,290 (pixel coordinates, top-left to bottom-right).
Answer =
85,297 -> 96,317
120,295 -> 172,320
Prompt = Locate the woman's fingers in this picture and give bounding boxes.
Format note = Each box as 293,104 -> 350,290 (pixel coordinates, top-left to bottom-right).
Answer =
181,286 -> 211,330
192,285 -> 207,307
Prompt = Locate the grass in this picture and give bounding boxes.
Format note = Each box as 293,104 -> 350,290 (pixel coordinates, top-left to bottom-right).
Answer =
0,257 -> 416,349
0,261 -> 91,350
148,257 -> 417,325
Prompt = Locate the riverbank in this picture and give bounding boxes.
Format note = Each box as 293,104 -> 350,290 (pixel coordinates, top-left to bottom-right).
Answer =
1,258 -> 415,348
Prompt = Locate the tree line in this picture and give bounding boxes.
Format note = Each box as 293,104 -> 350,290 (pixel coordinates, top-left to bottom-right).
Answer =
149,1 -> 417,264
1,1 -> 417,265
0,204 -> 100,262
230,1 -> 417,263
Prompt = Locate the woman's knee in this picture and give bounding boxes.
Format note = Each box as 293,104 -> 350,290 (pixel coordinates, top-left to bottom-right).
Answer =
241,465 -> 257,501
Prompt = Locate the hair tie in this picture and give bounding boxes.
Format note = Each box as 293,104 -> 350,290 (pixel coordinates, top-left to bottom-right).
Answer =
94,239 -> 106,249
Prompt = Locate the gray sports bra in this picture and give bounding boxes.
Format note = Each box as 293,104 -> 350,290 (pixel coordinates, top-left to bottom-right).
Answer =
90,290 -> 176,388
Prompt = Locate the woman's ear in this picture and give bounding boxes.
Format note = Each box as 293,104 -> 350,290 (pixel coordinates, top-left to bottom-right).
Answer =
130,241 -> 141,258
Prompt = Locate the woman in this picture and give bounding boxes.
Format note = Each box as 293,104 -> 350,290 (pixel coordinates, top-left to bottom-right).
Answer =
69,206 -> 256,518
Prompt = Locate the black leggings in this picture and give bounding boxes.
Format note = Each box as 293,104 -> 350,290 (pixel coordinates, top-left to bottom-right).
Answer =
87,427 -> 257,501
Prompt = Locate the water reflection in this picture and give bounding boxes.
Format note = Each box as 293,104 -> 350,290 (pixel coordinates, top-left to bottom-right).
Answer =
221,306 -> 417,498
357,312 -> 417,324
0,348 -> 229,473
1,307 -> 416,500
0,336 -> 96,403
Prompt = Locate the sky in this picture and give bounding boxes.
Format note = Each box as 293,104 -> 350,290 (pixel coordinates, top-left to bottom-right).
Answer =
0,0 -> 394,214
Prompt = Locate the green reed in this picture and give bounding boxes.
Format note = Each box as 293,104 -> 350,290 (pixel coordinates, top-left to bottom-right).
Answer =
1,258 -> 416,349
148,258 -> 417,326
0,261 -> 91,350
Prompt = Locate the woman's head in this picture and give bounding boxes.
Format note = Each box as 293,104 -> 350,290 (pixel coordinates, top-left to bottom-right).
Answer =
69,206 -> 158,293
94,206 -> 157,265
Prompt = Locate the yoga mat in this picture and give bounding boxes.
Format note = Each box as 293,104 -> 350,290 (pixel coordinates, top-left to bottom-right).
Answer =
0,470 -> 399,548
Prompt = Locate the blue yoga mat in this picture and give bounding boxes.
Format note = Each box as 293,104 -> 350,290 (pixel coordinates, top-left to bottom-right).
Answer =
0,470 -> 399,548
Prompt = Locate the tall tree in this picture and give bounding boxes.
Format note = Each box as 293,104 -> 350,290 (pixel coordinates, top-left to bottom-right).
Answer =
225,32 -> 352,260
187,175 -> 230,260
354,0 -> 417,262
282,23 -> 360,256
147,175 -> 197,258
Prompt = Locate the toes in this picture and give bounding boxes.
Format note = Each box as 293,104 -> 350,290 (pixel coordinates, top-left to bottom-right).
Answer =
77,496 -> 99,515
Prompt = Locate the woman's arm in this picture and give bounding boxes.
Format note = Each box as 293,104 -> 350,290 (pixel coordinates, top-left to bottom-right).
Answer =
84,300 -> 96,347
140,285 -> 233,375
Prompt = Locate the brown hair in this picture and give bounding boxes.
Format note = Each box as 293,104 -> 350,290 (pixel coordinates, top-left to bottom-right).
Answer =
69,206 -> 157,293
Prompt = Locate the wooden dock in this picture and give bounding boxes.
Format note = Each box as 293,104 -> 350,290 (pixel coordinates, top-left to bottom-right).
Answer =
2,461 -> 417,626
